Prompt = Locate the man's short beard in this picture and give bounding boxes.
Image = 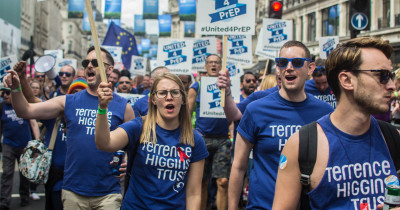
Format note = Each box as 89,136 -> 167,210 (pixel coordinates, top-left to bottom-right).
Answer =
243,87 -> 254,96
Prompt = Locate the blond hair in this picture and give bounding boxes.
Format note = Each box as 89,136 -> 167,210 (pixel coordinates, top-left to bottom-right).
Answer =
140,73 -> 194,146
259,74 -> 277,91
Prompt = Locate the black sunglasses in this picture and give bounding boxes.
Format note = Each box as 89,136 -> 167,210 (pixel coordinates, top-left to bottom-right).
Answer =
2,90 -> 10,95
35,75 -> 45,78
58,72 -> 72,77
82,59 -> 110,68
275,57 -> 312,68
119,81 -> 131,84
245,79 -> 256,83
315,66 -> 326,72
351,69 -> 395,84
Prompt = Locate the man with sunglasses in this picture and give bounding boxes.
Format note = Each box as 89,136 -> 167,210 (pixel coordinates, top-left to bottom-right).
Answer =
49,65 -> 75,98
0,88 -> 40,209
305,59 -> 337,108
273,38 -> 399,210
227,41 -> 333,210
240,72 -> 257,100
4,46 -> 134,209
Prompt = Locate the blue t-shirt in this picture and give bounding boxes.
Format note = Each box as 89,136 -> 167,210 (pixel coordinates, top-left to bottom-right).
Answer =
309,115 -> 399,209
238,91 -> 334,209
42,118 -> 67,191
120,118 -> 209,209
142,89 -> 150,95
191,81 -> 229,136
237,86 -> 279,114
1,103 -> 31,148
130,88 -> 138,94
305,79 -> 336,108
63,89 -> 128,196
133,94 -> 149,118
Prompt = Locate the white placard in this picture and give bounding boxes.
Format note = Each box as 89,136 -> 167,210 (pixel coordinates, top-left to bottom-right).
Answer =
116,93 -> 145,106
130,56 -> 147,76
196,0 -> 255,35
319,36 -> 339,59
150,60 -> 158,71
255,25 -> 278,59
262,18 -> 292,50
227,61 -> 244,78
0,55 -> 18,87
44,50 -> 63,59
192,37 -> 218,72
157,38 -> 194,75
101,45 -> 122,63
54,59 -> 78,72
199,76 -> 240,118
227,35 -> 252,65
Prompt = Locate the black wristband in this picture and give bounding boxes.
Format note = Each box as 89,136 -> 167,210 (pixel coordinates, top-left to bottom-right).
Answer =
226,89 -> 231,96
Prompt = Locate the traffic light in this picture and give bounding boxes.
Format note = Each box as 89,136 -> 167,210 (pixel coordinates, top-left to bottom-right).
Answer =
269,1 -> 283,19
349,0 -> 370,33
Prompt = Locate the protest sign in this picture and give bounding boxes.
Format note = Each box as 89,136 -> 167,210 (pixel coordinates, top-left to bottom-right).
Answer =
157,38 -> 193,75
54,59 -> 78,72
261,18 -> 292,50
196,0 -> 255,35
199,76 -> 240,118
192,37 -> 217,72
319,36 -> 339,59
101,45 -> 122,63
227,35 -> 252,65
130,55 -> 147,75
0,55 -> 18,87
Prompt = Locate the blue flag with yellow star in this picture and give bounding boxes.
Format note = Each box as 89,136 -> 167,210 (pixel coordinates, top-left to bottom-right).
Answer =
103,22 -> 138,69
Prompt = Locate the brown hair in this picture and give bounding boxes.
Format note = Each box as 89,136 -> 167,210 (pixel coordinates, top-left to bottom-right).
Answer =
325,37 -> 392,101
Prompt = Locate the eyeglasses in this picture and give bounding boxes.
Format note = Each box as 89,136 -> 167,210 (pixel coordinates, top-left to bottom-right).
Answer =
315,66 -> 326,72
119,81 -> 131,84
35,75 -> 45,78
58,72 -> 72,77
350,69 -> 395,84
82,59 -> 110,68
206,61 -> 221,65
245,79 -> 256,83
153,89 -> 182,99
275,57 -> 312,68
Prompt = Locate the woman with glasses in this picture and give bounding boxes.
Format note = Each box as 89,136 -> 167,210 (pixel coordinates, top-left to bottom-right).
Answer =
95,72 -> 208,209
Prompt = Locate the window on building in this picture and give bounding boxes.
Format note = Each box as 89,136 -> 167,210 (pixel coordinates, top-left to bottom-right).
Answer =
301,16 -> 304,42
322,5 -> 340,36
382,0 -> 390,28
68,40 -> 72,53
308,12 -> 316,42
69,24 -> 72,34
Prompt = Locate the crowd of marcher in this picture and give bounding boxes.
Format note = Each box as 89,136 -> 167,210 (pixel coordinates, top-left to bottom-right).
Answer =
0,37 -> 399,210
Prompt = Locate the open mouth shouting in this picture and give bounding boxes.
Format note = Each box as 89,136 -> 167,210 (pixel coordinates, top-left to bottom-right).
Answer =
165,104 -> 175,113
285,75 -> 297,83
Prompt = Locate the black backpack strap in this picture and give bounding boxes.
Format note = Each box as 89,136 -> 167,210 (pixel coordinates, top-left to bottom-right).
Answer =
377,120 -> 400,173
123,139 -> 140,197
298,121 -> 318,210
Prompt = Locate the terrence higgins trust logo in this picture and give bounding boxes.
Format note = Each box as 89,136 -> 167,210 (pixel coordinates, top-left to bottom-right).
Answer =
267,22 -> 288,44
228,35 -> 247,55
207,83 -> 222,108
209,0 -> 247,23
163,41 -> 187,66
134,59 -> 144,70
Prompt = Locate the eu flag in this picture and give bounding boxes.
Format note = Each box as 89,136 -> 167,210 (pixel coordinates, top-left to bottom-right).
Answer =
103,22 -> 138,69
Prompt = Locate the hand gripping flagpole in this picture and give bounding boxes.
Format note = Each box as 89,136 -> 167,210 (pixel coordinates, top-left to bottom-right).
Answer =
221,35 -> 228,107
84,0 -> 107,83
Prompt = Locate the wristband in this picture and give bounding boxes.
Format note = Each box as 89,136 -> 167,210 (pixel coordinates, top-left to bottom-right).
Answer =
12,85 -> 21,93
395,91 -> 399,99
98,106 -> 107,115
226,89 -> 231,96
